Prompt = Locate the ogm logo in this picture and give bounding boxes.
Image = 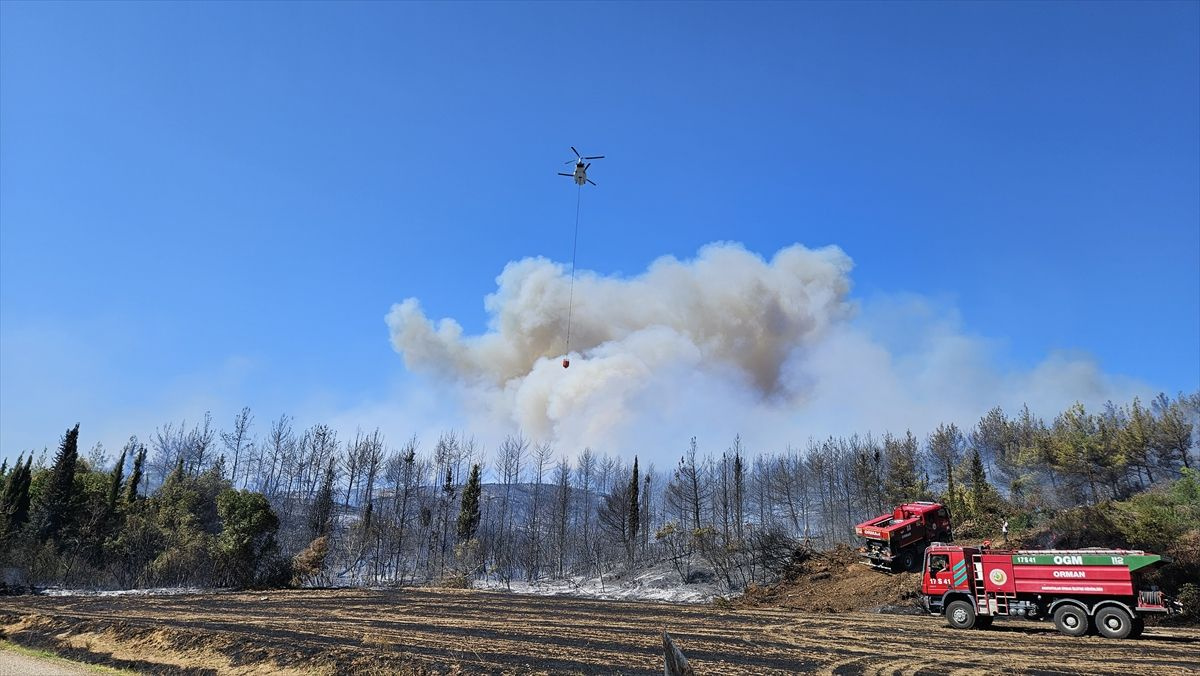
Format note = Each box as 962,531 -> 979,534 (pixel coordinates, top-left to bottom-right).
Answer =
989,569 -> 1008,585
1053,555 -> 1083,565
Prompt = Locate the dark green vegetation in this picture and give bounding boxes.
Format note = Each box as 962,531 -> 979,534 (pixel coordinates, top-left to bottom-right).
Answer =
1,427 -> 286,591
1023,471 -> 1200,621
1,393 -> 1196,603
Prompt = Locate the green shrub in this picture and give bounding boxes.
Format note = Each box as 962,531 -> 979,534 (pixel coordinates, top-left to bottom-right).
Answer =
1178,584 -> 1200,621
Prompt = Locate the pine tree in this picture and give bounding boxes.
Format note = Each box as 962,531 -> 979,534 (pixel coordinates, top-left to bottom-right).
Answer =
456,463 -> 482,542
1120,398 -> 1155,486
125,445 -> 146,503
37,423 -> 81,544
732,450 -> 745,541
628,457 -> 640,557
309,458 -> 337,540
598,475 -> 633,559
361,500 -> 374,541
1152,395 -> 1194,470
1052,403 -> 1108,504
928,424 -> 964,516
883,431 -> 927,504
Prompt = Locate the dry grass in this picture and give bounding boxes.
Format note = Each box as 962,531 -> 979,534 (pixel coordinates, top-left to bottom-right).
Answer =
2,588 -> 1198,674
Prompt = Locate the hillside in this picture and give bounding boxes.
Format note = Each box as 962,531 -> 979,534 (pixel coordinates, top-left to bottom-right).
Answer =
735,544 -> 923,614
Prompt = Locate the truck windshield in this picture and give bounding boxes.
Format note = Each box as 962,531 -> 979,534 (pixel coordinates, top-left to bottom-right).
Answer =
929,554 -> 948,576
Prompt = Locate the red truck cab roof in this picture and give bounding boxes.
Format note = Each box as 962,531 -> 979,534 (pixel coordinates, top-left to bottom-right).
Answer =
894,501 -> 944,518
855,501 -> 948,536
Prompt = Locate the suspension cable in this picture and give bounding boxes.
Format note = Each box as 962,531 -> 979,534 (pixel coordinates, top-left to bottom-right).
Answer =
565,185 -> 582,356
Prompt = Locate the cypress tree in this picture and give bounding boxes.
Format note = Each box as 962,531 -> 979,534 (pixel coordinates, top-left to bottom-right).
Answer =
124,445 -> 146,503
0,453 -> 22,538
171,454 -> 185,482
456,463 -> 482,542
12,456 -> 35,534
628,457 -> 640,554
107,447 -> 127,517
0,453 -> 22,511
968,447 -> 990,518
38,423 -> 80,544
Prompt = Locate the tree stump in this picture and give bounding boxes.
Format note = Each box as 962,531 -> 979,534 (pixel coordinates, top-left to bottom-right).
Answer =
663,631 -> 694,676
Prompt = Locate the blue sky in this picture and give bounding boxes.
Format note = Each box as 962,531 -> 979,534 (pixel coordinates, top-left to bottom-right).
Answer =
2,1 -> 1197,464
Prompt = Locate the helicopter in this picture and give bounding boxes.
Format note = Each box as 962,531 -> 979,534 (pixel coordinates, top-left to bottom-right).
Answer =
558,146 -> 604,186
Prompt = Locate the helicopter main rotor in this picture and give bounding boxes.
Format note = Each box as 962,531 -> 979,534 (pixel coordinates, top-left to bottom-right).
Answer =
566,146 -> 605,164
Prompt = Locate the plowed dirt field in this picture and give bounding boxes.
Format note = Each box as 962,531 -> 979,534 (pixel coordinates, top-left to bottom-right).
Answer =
2,589 -> 1197,674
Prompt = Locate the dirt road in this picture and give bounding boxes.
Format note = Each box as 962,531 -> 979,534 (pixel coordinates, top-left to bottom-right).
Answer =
2,588 -> 1197,674
0,645 -> 97,676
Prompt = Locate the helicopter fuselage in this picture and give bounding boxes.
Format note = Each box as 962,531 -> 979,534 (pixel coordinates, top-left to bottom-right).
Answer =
559,148 -> 601,186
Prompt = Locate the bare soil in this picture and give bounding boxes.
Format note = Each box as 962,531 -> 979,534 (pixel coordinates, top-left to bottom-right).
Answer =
2,587 -> 1198,675
736,544 -> 926,614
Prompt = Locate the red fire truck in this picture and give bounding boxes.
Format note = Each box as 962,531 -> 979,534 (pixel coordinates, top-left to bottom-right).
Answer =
855,501 -> 952,572
922,543 -> 1182,638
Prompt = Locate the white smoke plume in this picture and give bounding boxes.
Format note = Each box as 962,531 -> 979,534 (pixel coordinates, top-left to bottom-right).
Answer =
386,242 -> 1150,460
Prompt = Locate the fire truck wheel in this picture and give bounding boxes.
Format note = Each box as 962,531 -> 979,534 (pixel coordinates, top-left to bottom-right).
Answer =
897,549 -> 916,573
1095,606 -> 1134,639
946,599 -> 976,630
1052,604 -> 1089,637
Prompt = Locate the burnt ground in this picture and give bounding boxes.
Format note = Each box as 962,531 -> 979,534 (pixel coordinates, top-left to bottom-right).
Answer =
1,588 -> 1198,675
